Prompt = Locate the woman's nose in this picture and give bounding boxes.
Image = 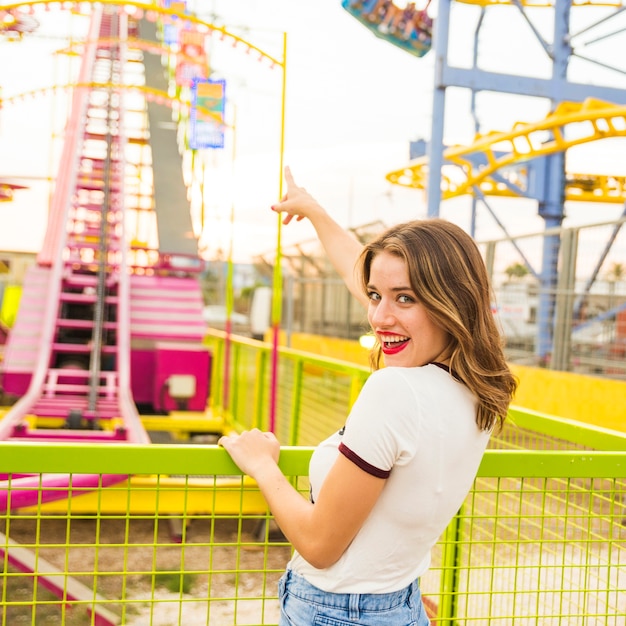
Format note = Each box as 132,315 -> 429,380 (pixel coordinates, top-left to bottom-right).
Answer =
370,299 -> 394,325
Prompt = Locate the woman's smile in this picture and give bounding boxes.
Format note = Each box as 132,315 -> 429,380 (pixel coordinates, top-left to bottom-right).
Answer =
378,332 -> 410,355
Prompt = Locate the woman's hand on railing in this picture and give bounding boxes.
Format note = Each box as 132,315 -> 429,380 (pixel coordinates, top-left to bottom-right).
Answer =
218,428 -> 280,479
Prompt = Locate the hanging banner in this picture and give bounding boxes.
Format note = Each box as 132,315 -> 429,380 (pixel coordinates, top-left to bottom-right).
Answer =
190,78 -> 226,150
161,0 -> 187,45
175,28 -> 208,87
180,28 -> 205,58
160,0 -> 187,10
163,23 -> 178,46
175,61 -> 206,87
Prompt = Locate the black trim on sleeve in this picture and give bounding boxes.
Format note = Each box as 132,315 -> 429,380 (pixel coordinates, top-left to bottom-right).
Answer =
339,442 -> 391,479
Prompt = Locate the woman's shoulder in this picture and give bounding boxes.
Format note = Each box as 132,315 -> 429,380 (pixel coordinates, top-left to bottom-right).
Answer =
368,364 -> 453,383
364,364 -> 454,395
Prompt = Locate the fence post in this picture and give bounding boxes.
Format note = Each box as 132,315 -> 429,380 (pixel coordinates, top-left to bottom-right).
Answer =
255,348 -> 269,430
552,227 -> 578,371
290,359 -> 304,445
208,336 -> 224,416
437,508 -> 463,624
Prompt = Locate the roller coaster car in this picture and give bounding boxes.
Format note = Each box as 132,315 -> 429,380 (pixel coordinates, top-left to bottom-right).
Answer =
341,0 -> 432,58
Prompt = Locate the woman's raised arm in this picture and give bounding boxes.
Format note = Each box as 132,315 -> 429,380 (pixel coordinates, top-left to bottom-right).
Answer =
272,166 -> 367,308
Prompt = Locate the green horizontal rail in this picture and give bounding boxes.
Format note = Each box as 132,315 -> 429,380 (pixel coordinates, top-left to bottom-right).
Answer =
478,448 -> 626,477
0,443 -> 625,478
508,405 -> 626,451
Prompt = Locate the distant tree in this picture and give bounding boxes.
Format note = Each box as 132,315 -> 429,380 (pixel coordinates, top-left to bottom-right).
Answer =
237,282 -> 268,314
201,262 -> 225,305
605,261 -> 625,284
504,262 -> 529,281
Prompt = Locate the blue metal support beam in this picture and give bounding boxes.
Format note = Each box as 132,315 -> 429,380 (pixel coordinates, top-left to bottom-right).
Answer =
426,0 -> 452,218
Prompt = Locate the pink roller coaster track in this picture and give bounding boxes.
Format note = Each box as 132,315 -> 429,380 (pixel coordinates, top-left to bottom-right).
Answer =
0,8 -> 211,623
0,5 -> 208,509
0,7 -> 141,522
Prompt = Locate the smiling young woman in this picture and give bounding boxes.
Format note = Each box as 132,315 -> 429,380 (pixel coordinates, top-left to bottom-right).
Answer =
219,166 -> 518,626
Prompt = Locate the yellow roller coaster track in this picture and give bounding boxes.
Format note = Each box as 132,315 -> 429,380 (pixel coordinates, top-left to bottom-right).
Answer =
386,98 -> 626,204
0,0 -> 285,67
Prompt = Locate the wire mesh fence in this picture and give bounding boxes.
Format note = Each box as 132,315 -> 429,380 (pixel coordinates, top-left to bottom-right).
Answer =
0,444 -> 624,625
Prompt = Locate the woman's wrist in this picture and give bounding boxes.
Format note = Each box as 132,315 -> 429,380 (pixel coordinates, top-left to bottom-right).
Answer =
248,457 -> 282,485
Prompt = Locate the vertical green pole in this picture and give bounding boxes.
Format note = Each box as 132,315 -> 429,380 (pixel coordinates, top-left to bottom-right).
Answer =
438,508 -> 463,624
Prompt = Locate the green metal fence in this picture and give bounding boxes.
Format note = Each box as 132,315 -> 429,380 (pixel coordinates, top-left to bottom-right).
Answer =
0,331 -> 624,625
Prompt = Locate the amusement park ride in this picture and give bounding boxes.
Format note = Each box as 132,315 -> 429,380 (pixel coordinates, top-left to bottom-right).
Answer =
346,0 -> 626,360
0,1 -> 224,534
0,0 -> 623,448
1,4 -> 211,444
0,0 -> 623,425
0,0 -> 624,612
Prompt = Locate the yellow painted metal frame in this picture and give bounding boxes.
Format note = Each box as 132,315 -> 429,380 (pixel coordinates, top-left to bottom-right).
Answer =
17,475 -> 267,515
386,99 -> 626,204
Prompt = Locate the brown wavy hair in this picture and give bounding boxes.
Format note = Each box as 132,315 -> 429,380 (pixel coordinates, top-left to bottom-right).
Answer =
358,218 -> 517,432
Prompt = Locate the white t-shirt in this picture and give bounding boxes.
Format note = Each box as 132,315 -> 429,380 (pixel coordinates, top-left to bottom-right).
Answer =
288,364 -> 490,594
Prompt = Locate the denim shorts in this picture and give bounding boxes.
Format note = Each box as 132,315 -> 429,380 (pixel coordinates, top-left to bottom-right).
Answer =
278,569 -> 431,625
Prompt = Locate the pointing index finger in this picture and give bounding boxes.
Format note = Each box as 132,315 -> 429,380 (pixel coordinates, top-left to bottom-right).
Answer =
284,165 -> 295,188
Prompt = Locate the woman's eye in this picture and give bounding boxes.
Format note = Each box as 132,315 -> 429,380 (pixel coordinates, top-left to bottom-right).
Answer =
367,291 -> 380,301
398,294 -> 414,304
